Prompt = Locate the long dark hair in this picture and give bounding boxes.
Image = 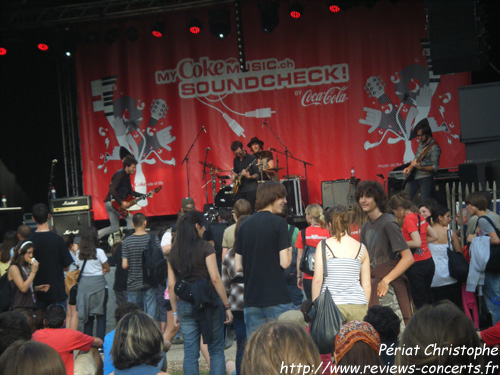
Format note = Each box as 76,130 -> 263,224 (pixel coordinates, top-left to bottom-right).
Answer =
78,227 -> 99,260
1,230 -> 18,263
169,210 -> 205,277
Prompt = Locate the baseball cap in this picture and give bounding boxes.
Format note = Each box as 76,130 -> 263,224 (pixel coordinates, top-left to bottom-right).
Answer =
181,197 -> 195,211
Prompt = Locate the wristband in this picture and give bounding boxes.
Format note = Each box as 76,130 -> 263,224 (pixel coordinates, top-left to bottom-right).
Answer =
172,312 -> 177,315
224,304 -> 231,310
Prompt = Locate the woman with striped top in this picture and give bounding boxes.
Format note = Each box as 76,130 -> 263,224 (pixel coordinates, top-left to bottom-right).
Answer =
312,207 -> 371,322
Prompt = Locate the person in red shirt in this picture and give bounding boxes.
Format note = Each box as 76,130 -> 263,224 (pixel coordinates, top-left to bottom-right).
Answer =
296,204 -> 330,300
32,304 -> 103,375
389,194 -> 437,309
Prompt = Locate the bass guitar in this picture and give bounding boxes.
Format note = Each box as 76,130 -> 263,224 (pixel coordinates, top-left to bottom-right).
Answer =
112,186 -> 162,218
232,159 -> 258,196
402,140 -> 436,187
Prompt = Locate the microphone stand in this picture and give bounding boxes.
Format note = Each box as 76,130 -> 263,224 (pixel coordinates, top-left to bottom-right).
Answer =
48,160 -> 57,204
202,148 -> 210,206
181,126 -> 204,197
263,119 -> 312,213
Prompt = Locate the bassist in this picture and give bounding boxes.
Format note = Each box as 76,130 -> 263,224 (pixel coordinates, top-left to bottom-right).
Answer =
230,141 -> 259,211
403,119 -> 441,202
98,155 -> 142,239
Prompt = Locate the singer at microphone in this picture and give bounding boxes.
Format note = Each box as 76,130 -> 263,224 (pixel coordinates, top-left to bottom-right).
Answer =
246,137 -> 277,181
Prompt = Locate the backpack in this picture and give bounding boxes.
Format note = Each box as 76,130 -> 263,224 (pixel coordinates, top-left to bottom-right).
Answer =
299,229 -> 317,275
0,270 -> 14,312
284,225 -> 298,280
143,234 -> 167,286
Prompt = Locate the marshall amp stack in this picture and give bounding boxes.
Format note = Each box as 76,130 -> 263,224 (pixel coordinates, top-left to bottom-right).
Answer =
50,196 -> 93,236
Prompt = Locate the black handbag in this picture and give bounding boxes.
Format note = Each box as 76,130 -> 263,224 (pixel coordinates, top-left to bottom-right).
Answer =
299,229 -> 316,275
174,277 -> 194,303
478,216 -> 500,273
309,240 -> 344,354
447,230 -> 469,282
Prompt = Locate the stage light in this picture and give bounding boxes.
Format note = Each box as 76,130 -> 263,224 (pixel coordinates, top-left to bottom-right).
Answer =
104,28 -> 120,44
38,43 -> 49,51
289,2 -> 304,19
329,4 -> 341,12
151,21 -> 164,38
189,18 -> 202,34
125,26 -> 139,42
209,8 -> 231,40
65,51 -> 72,57
259,1 -> 280,33
0,48 -> 7,56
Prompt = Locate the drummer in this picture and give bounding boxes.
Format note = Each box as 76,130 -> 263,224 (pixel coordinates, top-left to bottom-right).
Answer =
247,137 -> 277,181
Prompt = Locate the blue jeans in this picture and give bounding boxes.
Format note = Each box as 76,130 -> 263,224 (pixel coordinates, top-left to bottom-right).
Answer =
177,300 -> 226,375
232,311 -> 246,375
484,272 -> 500,325
127,287 -> 157,320
406,176 -> 435,202
244,303 -> 294,338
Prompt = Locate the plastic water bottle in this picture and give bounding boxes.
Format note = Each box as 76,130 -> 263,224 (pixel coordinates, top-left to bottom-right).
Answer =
51,187 -> 57,200
1,195 -> 6,208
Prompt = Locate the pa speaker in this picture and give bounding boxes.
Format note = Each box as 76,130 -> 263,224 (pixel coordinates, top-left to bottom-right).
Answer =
321,179 -> 359,209
51,211 -> 93,236
426,0 -> 487,74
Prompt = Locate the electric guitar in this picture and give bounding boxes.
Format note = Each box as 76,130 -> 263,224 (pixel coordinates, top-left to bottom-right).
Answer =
232,159 -> 258,196
112,185 -> 162,218
402,140 -> 436,186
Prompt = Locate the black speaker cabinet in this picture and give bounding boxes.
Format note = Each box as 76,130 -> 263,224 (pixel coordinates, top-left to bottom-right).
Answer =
281,178 -> 306,216
426,0 -> 486,74
51,211 -> 93,236
458,162 -> 488,191
321,179 -> 359,209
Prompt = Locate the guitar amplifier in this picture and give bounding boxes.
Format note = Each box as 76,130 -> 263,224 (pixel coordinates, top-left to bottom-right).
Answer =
50,196 -> 92,213
52,211 -> 94,236
321,179 -> 359,209
281,178 -> 306,216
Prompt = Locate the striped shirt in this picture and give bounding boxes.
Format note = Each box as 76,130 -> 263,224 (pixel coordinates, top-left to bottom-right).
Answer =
122,234 -> 160,291
321,244 -> 367,305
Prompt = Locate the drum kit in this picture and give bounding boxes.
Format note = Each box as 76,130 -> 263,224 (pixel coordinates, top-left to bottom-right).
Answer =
199,160 -> 283,208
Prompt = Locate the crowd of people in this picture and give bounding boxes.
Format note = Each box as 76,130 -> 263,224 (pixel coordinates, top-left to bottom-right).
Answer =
0,178 -> 500,375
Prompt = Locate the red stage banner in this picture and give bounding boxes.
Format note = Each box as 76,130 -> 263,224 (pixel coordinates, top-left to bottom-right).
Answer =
75,0 -> 468,220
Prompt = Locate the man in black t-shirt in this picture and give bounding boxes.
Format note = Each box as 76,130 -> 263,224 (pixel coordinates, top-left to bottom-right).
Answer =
235,180 -> 293,337
29,203 -> 74,310
98,155 -> 142,239
230,141 -> 259,211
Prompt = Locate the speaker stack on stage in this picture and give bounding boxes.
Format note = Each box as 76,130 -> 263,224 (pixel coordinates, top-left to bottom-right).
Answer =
321,178 -> 359,209
50,196 -> 93,236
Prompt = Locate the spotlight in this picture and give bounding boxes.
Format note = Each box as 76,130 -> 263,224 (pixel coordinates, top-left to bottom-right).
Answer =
329,4 -> 341,13
189,18 -> 202,34
209,8 -> 231,40
151,21 -> 164,38
259,1 -> 280,33
65,51 -> 72,57
125,26 -> 139,42
37,43 -> 49,52
0,47 -> 7,56
288,1 -> 304,19
104,28 -> 120,44
328,0 -> 355,12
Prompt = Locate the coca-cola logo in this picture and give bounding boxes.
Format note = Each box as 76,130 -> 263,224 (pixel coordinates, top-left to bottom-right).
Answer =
300,86 -> 348,107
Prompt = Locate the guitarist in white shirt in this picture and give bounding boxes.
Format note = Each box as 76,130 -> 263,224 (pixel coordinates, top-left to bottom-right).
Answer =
98,155 -> 142,240
403,119 -> 441,202
230,141 -> 259,211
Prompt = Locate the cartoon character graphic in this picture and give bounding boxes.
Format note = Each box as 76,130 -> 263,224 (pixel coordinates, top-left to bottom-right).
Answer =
359,40 -> 458,163
91,75 -> 176,207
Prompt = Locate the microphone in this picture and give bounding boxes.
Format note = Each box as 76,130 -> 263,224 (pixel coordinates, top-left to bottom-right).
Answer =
202,125 -> 207,133
377,174 -> 384,179
262,119 -> 267,128
52,159 -> 58,164
269,148 -> 277,152
206,147 -> 210,151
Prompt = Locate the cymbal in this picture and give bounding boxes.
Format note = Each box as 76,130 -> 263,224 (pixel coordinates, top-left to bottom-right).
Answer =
199,161 -> 223,170
217,175 -> 231,180
264,167 -> 284,172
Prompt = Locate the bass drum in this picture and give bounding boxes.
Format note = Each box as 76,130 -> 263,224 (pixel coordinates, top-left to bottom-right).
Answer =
215,185 -> 235,208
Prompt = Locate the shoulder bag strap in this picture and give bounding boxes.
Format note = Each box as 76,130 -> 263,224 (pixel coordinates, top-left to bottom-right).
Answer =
322,239 -> 328,279
447,229 -> 452,248
478,215 -> 500,234
355,243 -> 363,259
417,214 -> 421,235
301,228 -> 306,247
76,260 -> 87,283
